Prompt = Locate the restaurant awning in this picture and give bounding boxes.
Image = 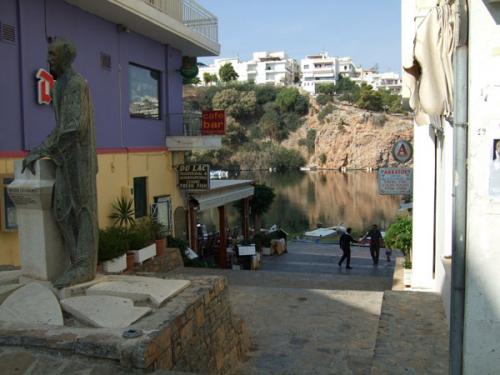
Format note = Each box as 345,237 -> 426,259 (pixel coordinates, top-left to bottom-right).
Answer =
190,180 -> 254,211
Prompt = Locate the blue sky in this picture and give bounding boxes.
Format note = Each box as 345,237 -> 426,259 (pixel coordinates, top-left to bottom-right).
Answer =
197,0 -> 402,73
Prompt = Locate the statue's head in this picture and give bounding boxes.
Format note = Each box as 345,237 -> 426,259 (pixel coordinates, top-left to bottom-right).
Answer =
48,39 -> 76,78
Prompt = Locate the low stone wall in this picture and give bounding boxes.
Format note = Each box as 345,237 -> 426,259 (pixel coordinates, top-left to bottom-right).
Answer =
131,276 -> 250,373
0,275 -> 249,374
132,248 -> 184,274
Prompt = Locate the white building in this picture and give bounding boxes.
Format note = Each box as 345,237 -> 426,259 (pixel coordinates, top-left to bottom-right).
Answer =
300,53 -> 358,94
197,51 -> 296,86
364,72 -> 403,93
402,0 -> 500,373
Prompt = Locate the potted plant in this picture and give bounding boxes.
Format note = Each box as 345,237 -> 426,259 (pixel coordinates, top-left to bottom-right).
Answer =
384,215 -> 413,286
127,218 -> 156,264
108,197 -> 138,270
151,220 -> 169,257
98,227 -> 128,273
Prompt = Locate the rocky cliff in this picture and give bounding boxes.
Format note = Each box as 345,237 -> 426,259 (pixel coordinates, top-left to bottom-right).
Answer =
282,102 -> 414,169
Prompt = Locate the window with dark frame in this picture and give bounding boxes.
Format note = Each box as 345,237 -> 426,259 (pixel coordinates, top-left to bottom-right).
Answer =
1,176 -> 17,231
128,63 -> 161,120
133,177 -> 148,219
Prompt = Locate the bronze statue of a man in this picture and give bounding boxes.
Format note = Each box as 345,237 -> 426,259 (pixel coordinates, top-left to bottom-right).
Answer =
22,40 -> 98,288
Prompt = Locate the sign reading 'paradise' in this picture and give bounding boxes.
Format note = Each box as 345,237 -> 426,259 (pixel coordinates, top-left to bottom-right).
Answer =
202,110 -> 225,135
177,164 -> 210,191
378,168 -> 413,195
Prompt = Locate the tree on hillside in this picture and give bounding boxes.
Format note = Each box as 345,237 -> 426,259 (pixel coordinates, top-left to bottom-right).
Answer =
275,87 -> 300,112
259,109 -> 281,142
379,89 -> 405,113
306,129 -> 317,154
356,84 -> 383,112
223,116 -> 248,150
255,84 -> 278,105
316,94 -> 332,106
316,83 -> 335,95
219,63 -> 239,82
203,72 -> 212,85
212,88 -> 239,111
294,94 -> 309,115
335,76 -> 360,103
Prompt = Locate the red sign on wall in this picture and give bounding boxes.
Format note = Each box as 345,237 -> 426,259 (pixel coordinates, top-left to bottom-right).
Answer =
36,69 -> 55,105
202,110 -> 226,135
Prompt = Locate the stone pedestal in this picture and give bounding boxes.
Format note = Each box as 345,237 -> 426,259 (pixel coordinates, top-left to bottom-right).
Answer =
7,160 -> 69,281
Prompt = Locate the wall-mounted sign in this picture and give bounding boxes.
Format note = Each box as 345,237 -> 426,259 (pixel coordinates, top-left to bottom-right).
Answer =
392,140 -> 413,164
177,164 -> 210,191
378,168 -> 413,195
36,69 -> 55,105
202,110 -> 226,135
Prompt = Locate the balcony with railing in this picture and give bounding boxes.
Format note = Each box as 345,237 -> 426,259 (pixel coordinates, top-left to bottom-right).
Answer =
143,0 -> 218,44
166,112 -> 222,151
65,0 -> 220,56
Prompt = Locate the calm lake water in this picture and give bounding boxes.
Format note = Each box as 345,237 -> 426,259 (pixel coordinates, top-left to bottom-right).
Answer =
200,171 -> 404,236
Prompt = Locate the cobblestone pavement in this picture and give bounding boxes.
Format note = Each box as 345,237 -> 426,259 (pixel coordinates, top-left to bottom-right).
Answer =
170,242 -> 399,375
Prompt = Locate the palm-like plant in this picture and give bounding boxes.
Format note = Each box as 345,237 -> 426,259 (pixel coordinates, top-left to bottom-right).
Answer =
109,197 -> 135,229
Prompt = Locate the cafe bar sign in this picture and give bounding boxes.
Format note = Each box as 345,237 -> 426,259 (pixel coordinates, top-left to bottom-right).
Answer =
177,164 -> 210,191
202,110 -> 226,135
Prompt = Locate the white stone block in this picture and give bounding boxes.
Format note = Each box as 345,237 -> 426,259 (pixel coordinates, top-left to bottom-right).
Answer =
0,283 -> 63,326
102,254 -> 127,274
86,276 -> 190,307
131,243 -> 156,263
7,160 -> 69,281
0,284 -> 22,304
61,295 -> 151,328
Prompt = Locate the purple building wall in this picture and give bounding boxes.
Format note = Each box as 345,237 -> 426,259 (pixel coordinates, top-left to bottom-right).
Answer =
0,0 -> 185,152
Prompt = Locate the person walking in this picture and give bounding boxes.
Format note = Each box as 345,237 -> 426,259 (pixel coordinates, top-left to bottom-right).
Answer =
338,227 -> 357,269
367,224 -> 383,265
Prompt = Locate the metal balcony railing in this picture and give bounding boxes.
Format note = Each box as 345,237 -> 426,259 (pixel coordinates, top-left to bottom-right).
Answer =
167,112 -> 204,136
142,0 -> 218,44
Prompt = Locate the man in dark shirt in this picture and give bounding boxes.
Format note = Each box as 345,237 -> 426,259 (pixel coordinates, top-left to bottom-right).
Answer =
338,227 -> 357,269
367,224 -> 383,265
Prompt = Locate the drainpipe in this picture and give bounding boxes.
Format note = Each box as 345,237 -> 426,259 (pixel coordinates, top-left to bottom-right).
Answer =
450,0 -> 468,374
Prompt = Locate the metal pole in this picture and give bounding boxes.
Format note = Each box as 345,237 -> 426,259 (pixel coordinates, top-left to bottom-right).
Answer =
450,0 -> 468,374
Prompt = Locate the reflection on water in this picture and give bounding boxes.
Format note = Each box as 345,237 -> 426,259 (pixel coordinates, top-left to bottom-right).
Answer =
200,171 -> 404,235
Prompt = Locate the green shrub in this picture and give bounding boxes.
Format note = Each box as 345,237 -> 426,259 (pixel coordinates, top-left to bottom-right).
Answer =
316,94 -> 332,106
317,103 -> 335,123
384,216 -> 412,268
319,153 -> 327,165
98,227 -> 127,262
126,219 -> 154,250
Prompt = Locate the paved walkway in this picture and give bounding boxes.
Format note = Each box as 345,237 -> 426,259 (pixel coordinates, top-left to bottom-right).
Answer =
170,242 -> 397,374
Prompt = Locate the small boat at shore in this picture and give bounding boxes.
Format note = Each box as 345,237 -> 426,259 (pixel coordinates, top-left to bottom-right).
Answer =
303,225 -> 346,241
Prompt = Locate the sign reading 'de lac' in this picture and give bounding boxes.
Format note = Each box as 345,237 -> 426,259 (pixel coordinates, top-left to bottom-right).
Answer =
177,164 -> 210,191
378,168 -> 413,195
202,110 -> 225,135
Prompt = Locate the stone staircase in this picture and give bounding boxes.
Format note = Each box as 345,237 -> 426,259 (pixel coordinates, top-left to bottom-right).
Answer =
370,290 -> 450,374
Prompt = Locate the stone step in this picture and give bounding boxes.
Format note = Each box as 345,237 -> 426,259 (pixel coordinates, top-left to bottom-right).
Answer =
371,290 -> 449,375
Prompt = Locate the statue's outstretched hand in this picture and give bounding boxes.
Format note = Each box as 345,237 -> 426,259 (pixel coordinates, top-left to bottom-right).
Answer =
21,154 -> 38,175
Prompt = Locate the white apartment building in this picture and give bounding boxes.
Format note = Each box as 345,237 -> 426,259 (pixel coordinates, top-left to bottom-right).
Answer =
402,0 -> 500,373
197,51 -> 296,86
364,72 -> 403,93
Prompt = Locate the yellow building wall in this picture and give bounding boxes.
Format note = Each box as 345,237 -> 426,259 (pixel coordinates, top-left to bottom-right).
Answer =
0,150 -> 185,266
96,150 -> 184,228
0,157 -> 21,266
